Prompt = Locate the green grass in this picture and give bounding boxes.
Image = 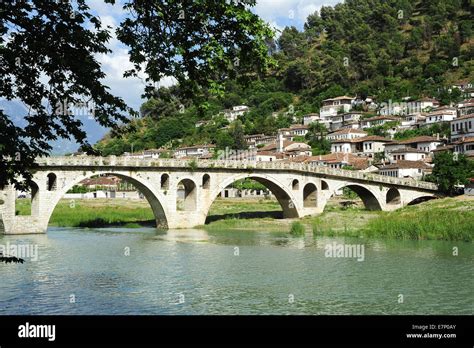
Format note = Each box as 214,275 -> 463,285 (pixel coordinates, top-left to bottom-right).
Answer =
15,198 -> 155,228
289,221 -> 305,237
362,199 -> 474,242
311,197 -> 474,242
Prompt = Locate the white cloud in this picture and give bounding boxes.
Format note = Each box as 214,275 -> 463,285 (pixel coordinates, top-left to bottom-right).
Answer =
254,0 -> 341,26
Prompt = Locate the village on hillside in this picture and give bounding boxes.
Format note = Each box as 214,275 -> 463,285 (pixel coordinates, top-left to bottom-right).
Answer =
66,81 -> 474,199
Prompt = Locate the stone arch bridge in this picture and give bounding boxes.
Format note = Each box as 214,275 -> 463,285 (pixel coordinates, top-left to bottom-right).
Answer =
0,156 -> 439,234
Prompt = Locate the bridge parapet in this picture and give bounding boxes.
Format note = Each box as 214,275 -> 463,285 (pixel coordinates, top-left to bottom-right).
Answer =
35,156 -> 438,191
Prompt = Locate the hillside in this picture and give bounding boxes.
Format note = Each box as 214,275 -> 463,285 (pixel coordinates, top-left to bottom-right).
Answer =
95,0 -> 474,155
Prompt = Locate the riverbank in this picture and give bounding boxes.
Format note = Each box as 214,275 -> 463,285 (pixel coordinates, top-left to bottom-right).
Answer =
14,195 -> 474,241
204,196 -> 474,242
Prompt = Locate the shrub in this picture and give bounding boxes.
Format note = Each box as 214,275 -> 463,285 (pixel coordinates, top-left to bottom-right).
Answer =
289,221 -> 305,237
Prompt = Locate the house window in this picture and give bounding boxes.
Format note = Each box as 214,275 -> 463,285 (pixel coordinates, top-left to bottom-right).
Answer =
452,124 -> 455,132
469,121 -> 472,129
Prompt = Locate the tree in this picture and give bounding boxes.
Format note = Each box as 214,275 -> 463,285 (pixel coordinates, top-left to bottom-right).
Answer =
117,0 -> 275,99
0,0 -> 274,189
306,122 -> 330,155
1,0 -> 130,189
428,152 -> 474,195
229,120 -> 247,150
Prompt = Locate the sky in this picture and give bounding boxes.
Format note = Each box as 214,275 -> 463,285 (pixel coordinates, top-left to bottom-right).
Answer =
89,0 -> 342,111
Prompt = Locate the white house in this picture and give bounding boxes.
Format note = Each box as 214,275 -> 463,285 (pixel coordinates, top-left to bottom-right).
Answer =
378,160 -> 432,180
355,136 -> 392,157
259,136 -> 312,155
395,136 -> 442,153
222,105 -> 249,122
255,151 -> 283,162
453,137 -> 474,157
305,153 -> 370,170
400,113 -> 426,128
319,96 -> 355,119
342,112 -> 362,123
340,121 -> 361,130
388,148 -> 428,163
425,106 -> 457,124
326,128 -> 367,141
360,116 -> 400,129
330,140 -> 353,154
303,113 -> 320,125
450,114 -> 474,141
417,97 -> 439,111
330,135 -> 392,157
126,148 -> 168,159
278,124 -> 309,139
457,99 -> 474,117
174,144 -> 216,158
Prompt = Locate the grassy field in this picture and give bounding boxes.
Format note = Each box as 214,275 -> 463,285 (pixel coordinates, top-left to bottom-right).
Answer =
13,195 -> 474,241
15,198 -> 155,228
204,196 -> 474,242
362,197 -> 474,242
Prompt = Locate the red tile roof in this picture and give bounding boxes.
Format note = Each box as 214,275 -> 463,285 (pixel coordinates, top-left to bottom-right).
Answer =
379,160 -> 432,170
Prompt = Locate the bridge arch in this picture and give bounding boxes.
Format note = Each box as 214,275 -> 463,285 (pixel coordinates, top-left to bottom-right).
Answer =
407,195 -> 437,205
328,183 -> 383,211
15,180 -> 40,216
177,178 -> 197,211
386,187 -> 401,205
206,173 -> 300,220
45,172 -> 169,229
303,183 -> 317,207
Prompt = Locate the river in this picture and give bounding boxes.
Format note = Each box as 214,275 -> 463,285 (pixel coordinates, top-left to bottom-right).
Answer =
0,227 -> 472,315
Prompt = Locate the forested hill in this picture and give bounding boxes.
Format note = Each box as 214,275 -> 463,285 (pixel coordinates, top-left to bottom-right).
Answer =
95,0 -> 474,156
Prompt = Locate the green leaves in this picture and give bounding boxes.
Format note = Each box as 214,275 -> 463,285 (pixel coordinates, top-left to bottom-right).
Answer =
1,0 -> 130,188
117,0 -> 275,100
430,152 -> 474,196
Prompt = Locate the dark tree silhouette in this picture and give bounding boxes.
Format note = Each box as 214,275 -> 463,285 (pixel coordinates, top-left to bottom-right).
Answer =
0,0 -> 274,189
0,253 -> 24,264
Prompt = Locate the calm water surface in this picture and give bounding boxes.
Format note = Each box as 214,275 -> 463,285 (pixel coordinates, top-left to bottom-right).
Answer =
0,227 -> 472,315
